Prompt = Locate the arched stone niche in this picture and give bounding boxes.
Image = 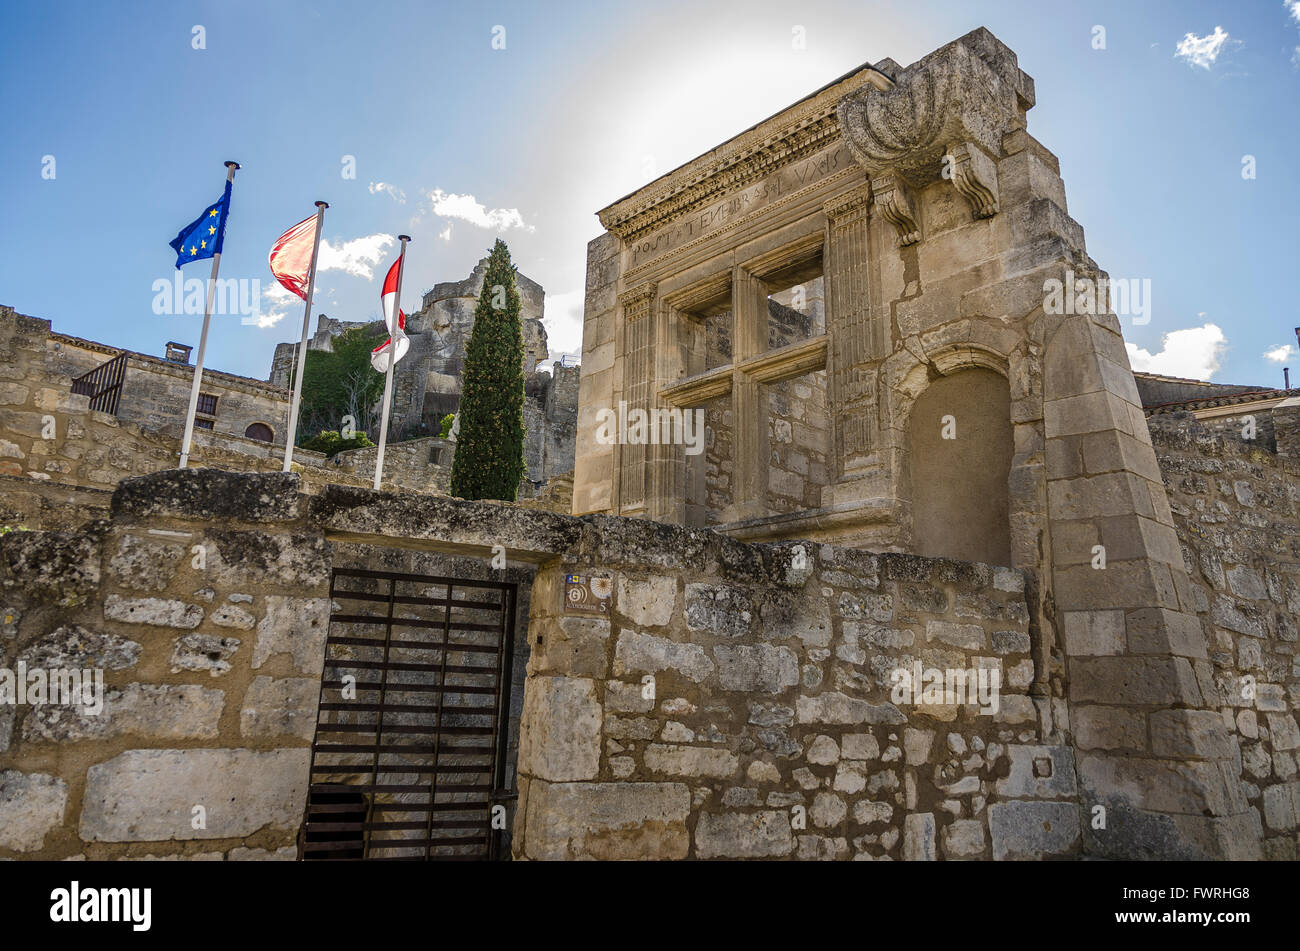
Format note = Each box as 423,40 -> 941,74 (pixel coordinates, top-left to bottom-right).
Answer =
905,366 -> 1013,565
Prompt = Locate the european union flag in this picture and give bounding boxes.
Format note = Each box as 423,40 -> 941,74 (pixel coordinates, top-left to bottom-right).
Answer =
168,180 -> 232,269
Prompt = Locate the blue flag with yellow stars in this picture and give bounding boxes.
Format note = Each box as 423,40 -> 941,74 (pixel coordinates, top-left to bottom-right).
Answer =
168,180 -> 232,268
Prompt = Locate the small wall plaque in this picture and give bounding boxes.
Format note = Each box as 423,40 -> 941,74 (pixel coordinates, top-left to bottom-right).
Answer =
564,573 -> 612,615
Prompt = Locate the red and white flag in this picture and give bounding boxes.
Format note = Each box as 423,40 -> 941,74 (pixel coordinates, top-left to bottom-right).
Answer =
370,254 -> 409,373
268,214 -> 320,300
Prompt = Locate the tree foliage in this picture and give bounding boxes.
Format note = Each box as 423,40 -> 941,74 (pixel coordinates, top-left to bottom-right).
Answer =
296,324 -> 386,444
449,239 -> 526,500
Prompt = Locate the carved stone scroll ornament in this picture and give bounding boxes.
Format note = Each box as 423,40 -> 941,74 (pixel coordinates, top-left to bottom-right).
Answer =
836,39 -> 1023,190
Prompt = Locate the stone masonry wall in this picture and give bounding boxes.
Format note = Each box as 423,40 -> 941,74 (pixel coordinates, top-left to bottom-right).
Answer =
515,524 -> 1082,860
0,472 -> 330,859
1151,416 -> 1300,860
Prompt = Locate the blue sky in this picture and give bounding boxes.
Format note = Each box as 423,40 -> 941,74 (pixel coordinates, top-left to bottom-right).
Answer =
1,0 -> 1297,386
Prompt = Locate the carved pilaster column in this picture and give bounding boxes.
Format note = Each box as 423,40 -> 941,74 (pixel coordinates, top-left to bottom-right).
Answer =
823,183 -> 881,477
728,267 -> 769,522
615,282 -> 656,515
648,300 -> 689,523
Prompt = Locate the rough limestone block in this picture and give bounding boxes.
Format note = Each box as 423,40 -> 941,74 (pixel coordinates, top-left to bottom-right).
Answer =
902,813 -> 936,861
925,620 -> 985,650
17,625 -> 141,670
1148,709 -> 1238,761
1072,705 -> 1146,751
684,582 -> 754,636
714,644 -> 799,693
1260,784 -> 1296,833
796,692 -> 906,725
210,604 -> 256,631
79,748 -> 310,841
695,810 -> 794,858
643,744 -> 739,779
532,615 -> 610,678
942,818 -> 986,857
604,679 -> 654,714
253,596 -> 330,675
518,676 -> 601,782
1266,713 -> 1300,752
1062,610 -> 1125,656
104,595 -> 203,629
806,734 -> 840,765
239,676 -> 320,741
995,744 -> 1077,799
22,683 -> 224,742
522,781 -> 691,860
170,633 -> 240,676
989,800 -> 1080,859
0,770 -> 68,852
613,629 -> 714,683
903,727 -> 935,765
108,535 -> 183,591
616,575 -> 676,627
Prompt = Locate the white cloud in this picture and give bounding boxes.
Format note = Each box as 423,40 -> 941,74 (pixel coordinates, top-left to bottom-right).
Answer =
1175,27 -> 1230,69
1126,323 -> 1227,380
252,283 -> 297,329
1288,0 -> 1300,24
541,289 -> 584,356
368,181 -> 406,203
1264,343 -> 1295,363
438,222 -> 453,242
427,188 -> 533,232
317,233 -> 395,279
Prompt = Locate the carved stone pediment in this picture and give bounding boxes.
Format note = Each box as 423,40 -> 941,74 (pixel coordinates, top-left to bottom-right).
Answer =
837,34 -> 1027,191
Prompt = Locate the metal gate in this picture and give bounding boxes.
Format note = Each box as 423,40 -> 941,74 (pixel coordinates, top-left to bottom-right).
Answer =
301,566 -> 517,860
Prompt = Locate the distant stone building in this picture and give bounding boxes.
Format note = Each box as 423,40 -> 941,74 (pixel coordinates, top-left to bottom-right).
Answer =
269,256 -> 579,482
48,325 -> 290,445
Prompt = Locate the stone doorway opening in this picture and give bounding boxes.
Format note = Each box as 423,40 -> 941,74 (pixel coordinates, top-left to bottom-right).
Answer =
299,563 -> 521,860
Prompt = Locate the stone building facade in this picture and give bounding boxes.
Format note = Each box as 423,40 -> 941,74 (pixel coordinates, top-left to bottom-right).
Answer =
1,28 -> 1297,863
46,318 -> 290,445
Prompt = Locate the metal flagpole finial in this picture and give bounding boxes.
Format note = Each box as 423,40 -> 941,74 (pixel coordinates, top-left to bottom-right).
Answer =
224,161 -> 241,170
315,201 -> 329,209
398,234 -> 411,243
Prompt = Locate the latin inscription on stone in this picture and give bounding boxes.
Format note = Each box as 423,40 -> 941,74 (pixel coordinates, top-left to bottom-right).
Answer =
629,143 -> 850,268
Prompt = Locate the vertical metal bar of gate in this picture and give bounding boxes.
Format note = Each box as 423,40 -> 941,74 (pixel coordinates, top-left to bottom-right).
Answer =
362,575 -> 398,859
488,586 -> 517,860
422,581 -> 453,859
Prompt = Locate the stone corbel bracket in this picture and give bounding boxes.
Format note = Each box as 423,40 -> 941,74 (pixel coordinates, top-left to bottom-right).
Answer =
870,174 -> 920,246
947,142 -> 999,219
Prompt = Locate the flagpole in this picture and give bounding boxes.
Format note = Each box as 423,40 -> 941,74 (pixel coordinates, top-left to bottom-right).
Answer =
281,201 -> 329,472
373,235 -> 410,490
179,160 -> 239,469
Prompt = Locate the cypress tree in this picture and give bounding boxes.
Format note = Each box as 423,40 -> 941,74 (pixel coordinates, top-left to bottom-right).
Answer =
449,239 -> 526,500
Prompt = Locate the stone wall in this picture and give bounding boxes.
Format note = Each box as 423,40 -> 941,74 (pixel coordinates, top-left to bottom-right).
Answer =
0,473 -> 330,859
1151,416 -> 1300,859
515,525 -> 1082,860
0,468 -> 1066,861
330,436 -> 454,493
